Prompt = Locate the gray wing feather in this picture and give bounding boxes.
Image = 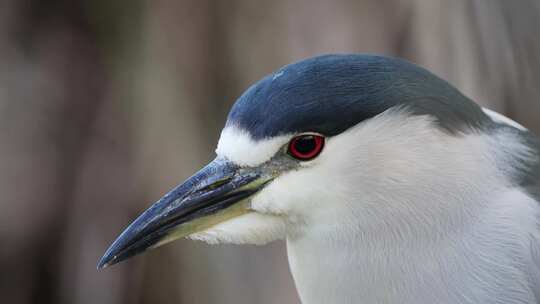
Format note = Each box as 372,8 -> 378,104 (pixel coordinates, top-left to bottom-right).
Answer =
518,129 -> 540,303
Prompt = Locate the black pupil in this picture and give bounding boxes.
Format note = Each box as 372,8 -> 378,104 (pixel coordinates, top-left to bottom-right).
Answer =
295,136 -> 316,155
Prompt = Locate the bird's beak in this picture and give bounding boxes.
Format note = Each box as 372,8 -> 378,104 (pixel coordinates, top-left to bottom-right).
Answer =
98,158 -> 272,269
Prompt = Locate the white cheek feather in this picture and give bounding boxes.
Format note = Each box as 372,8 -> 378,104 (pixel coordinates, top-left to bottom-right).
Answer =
188,212 -> 287,245
203,107 -> 539,303
193,125 -> 291,245
482,107 -> 527,131
216,125 -> 291,167
250,108 -> 540,304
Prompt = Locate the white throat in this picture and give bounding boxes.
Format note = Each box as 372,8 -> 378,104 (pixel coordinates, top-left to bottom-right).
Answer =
282,111 -> 540,304
196,109 -> 540,304
286,188 -> 540,304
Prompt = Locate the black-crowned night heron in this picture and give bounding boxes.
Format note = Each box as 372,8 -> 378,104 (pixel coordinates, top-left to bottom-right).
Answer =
99,54 -> 540,304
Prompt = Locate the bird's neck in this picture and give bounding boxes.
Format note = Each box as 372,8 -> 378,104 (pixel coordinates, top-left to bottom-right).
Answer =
286,188 -> 540,304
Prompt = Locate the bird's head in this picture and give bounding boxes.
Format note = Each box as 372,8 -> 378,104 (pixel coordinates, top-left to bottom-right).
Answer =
98,54 -> 494,268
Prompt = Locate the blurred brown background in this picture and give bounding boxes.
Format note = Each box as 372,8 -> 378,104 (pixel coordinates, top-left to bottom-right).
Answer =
1,1 -> 539,303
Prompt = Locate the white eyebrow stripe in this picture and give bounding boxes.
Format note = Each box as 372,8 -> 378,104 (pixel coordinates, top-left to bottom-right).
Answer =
482,108 -> 527,131
216,125 -> 291,167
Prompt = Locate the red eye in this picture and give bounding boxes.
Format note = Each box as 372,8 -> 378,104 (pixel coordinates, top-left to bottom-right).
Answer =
288,134 -> 325,161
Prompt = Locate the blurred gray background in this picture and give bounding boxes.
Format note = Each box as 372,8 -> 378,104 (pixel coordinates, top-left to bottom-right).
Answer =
1,0 -> 539,303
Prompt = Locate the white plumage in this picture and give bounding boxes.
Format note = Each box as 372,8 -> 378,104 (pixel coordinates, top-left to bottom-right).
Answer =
196,108 -> 540,304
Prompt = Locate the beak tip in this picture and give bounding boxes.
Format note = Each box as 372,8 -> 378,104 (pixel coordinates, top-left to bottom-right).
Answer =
96,263 -> 107,270
97,253 -> 113,270
97,243 -> 122,270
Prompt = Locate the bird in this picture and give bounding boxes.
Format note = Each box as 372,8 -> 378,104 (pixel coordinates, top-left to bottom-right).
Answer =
98,54 -> 540,304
